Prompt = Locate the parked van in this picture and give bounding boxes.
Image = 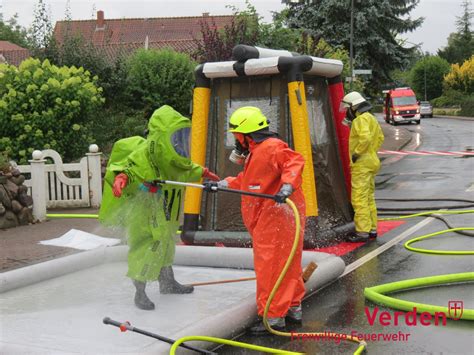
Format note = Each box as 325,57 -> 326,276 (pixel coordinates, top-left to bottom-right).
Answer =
383,87 -> 421,125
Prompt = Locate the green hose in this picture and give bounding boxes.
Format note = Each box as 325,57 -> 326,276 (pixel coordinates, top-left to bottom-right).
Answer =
169,335 -> 303,355
404,228 -> 474,255
379,209 -> 474,221
364,272 -> 474,321
365,209 -> 474,322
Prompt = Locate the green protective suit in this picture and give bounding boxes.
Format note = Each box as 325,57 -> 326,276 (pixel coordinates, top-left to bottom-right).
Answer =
99,105 -> 203,282
349,111 -> 385,234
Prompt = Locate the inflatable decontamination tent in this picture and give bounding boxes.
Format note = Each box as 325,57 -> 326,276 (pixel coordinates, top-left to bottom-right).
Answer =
182,45 -> 353,248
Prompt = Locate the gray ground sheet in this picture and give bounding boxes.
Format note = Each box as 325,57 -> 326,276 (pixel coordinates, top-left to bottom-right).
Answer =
0,245 -> 345,354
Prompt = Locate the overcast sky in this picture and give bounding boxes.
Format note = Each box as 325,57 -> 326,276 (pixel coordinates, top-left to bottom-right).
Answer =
1,0 -> 468,54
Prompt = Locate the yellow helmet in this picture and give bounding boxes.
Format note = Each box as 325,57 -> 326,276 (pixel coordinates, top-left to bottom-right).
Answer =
229,106 -> 269,134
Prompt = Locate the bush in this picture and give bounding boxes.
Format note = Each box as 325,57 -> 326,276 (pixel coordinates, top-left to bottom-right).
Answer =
444,56 -> 474,94
90,108 -> 148,154
0,58 -> 104,163
371,104 -> 383,113
460,98 -> 474,117
431,89 -> 468,107
433,108 -> 462,116
124,49 -> 196,117
0,152 -> 11,173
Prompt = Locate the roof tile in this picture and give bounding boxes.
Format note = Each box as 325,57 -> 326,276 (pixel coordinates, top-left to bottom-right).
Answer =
0,41 -> 30,66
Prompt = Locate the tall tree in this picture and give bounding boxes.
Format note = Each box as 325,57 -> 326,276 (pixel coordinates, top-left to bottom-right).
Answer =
438,0 -> 473,64
30,0 -> 53,49
410,55 -> 450,101
193,8 -> 259,62
285,0 -> 423,88
0,15 -> 30,48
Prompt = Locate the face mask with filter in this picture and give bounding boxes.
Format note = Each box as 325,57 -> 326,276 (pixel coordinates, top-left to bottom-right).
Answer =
229,139 -> 249,165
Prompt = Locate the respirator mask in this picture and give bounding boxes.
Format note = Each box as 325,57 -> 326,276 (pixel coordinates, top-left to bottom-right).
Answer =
342,108 -> 356,128
229,139 -> 249,165
339,101 -> 355,127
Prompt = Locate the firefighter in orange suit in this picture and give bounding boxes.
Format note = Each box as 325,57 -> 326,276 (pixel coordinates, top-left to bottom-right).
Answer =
206,106 -> 306,334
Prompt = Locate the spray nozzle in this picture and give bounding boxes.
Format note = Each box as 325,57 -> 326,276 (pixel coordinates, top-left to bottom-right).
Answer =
140,181 -> 162,193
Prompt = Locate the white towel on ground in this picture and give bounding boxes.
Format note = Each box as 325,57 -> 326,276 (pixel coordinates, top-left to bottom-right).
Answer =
39,229 -> 120,250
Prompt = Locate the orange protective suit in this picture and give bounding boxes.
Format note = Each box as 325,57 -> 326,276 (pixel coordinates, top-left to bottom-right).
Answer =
226,137 -> 306,318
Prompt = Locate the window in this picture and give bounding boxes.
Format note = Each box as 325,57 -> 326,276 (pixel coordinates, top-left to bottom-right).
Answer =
392,96 -> 417,106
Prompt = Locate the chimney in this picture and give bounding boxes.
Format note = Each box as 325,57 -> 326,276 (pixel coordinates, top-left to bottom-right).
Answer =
202,12 -> 209,17
96,10 -> 105,30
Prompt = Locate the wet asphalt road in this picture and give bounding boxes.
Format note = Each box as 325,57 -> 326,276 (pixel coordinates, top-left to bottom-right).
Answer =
219,116 -> 474,354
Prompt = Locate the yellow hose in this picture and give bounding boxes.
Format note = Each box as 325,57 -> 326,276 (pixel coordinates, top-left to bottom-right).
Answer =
262,199 -> 367,354
46,213 -> 99,218
170,198 -> 367,354
169,335 -> 302,354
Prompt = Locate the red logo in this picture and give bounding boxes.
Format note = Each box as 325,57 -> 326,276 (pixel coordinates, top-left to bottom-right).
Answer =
448,301 -> 463,320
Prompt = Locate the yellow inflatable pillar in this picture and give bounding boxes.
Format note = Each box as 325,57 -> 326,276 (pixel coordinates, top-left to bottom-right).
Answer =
287,81 -> 318,217
182,70 -> 211,243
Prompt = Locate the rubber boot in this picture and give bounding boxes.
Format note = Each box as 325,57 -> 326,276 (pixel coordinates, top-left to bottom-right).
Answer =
159,266 -> 194,294
346,232 -> 369,243
133,280 -> 155,310
286,304 -> 303,323
250,317 -> 286,335
369,230 -> 378,239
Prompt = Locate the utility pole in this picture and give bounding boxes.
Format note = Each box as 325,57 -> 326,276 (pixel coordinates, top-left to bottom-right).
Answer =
423,52 -> 427,101
349,0 -> 354,90
404,41 -> 427,101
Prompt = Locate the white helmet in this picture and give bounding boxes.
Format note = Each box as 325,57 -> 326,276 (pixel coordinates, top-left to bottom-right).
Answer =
340,91 -> 367,110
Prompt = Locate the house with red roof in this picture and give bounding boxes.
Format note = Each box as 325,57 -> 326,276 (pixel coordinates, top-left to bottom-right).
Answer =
53,10 -> 234,59
0,41 -> 30,66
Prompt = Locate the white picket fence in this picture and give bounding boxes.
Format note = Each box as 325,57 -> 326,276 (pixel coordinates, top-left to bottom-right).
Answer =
17,145 -> 102,221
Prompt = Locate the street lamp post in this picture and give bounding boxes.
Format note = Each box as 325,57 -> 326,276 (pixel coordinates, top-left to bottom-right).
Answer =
349,0 -> 354,90
405,41 -> 427,101
423,52 -> 427,101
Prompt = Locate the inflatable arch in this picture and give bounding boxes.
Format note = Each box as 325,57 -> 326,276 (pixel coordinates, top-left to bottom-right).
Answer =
182,45 -> 354,248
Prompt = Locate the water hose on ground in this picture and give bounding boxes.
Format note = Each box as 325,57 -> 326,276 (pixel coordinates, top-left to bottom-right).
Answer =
153,180 -> 367,355
379,210 -> 474,237
364,273 -> 474,321
102,317 -> 216,354
46,213 -> 99,218
404,228 -> 474,255
376,198 -> 474,211
365,202 -> 474,321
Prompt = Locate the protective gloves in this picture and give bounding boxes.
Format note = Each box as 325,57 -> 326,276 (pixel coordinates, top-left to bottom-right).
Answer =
203,180 -> 228,192
352,154 -> 359,163
202,167 -> 220,181
112,173 -> 128,197
274,183 -> 293,203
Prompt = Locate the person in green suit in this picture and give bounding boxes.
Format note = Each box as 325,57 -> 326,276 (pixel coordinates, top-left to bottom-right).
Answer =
99,105 -> 218,310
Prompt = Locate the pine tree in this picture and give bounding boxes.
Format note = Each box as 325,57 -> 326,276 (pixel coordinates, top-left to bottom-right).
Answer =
30,0 -> 53,49
438,0 -> 473,64
284,0 -> 423,88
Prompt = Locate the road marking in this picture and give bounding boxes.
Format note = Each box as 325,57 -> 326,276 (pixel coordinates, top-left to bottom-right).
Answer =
379,150 -> 474,156
340,217 -> 435,278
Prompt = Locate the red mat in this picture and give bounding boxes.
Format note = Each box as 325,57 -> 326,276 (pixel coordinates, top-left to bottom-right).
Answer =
306,220 -> 406,256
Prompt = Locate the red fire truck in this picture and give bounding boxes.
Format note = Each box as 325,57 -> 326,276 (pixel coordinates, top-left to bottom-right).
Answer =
383,87 -> 421,125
